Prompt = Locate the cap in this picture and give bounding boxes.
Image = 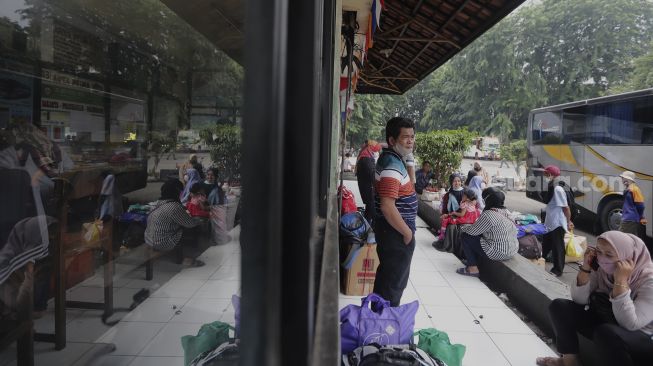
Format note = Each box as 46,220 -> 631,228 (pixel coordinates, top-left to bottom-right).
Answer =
543,165 -> 561,177
619,171 -> 636,182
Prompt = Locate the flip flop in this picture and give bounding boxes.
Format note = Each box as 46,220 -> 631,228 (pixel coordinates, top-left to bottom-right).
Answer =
182,259 -> 206,268
456,267 -> 480,277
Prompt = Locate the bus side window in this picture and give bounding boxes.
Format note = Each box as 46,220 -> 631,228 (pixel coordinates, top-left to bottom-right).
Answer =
533,112 -> 562,145
643,128 -> 653,145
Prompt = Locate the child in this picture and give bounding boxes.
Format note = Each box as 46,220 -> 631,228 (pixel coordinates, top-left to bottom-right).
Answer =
438,188 -> 481,241
185,183 -> 210,218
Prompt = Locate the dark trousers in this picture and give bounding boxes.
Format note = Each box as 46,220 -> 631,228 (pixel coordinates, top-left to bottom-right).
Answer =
179,226 -> 202,259
549,298 -> 653,365
543,226 -> 565,275
372,219 -> 415,307
356,157 -> 376,223
461,233 -> 487,267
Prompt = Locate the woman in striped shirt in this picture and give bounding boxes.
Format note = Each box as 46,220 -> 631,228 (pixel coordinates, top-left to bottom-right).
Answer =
456,187 -> 518,277
145,179 -> 204,267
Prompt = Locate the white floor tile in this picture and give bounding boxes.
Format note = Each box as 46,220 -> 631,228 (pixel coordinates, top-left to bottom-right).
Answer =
489,333 -> 557,366
411,258 -> 437,271
401,284 -> 420,304
193,280 -> 240,299
67,286 -> 104,303
71,344 -> 134,366
123,277 -> 173,290
151,279 -> 205,298
129,356 -> 185,366
440,271 -> 487,289
65,310 -> 112,342
414,285 -> 464,307
79,274 -> 131,288
445,331 -> 511,366
33,308 -> 84,335
454,288 -> 508,308
139,323 -> 201,357
414,306 -> 434,330
220,309 -> 236,326
469,307 -> 535,335
97,322 -> 165,356
430,258 -> 466,272
31,341 -> 94,366
424,306 -> 484,333
171,298 -> 231,323
122,297 -> 188,323
410,270 -> 448,287
210,266 -> 241,281
172,263 -> 220,280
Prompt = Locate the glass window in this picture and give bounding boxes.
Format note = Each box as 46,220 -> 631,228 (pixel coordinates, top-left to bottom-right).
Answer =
532,111 -> 563,144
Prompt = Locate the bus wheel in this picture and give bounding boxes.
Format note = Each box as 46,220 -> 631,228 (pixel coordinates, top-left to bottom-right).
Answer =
600,199 -> 624,233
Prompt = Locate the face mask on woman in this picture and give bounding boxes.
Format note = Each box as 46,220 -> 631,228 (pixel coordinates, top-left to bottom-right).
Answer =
597,255 -> 617,275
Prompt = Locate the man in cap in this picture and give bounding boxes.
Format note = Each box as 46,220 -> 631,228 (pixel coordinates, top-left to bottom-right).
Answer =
620,170 -> 647,235
542,165 -> 574,277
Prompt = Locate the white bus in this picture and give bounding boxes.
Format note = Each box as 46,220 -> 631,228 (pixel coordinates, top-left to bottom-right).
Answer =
526,88 -> 653,238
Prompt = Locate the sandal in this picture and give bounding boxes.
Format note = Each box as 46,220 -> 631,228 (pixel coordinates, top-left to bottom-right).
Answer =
182,259 -> 205,268
456,267 -> 480,277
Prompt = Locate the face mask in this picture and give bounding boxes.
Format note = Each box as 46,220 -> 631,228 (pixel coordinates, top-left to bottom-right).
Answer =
393,144 -> 412,158
597,255 -> 617,275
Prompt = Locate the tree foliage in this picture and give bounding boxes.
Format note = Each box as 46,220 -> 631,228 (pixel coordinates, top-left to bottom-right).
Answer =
415,129 -> 476,188
499,139 -> 527,178
201,125 -> 242,183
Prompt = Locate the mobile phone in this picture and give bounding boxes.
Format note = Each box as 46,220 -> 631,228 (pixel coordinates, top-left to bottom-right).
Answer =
590,256 -> 599,271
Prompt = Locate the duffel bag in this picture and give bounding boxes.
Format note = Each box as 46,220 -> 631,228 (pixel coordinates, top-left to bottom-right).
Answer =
342,343 -> 447,366
518,234 -> 542,259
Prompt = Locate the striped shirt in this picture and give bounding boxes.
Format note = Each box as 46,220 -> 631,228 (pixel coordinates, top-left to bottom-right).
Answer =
461,208 -> 519,260
145,200 -> 200,251
374,149 -> 418,231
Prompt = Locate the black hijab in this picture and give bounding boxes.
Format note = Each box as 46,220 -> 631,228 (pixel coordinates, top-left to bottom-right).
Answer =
482,187 -> 506,211
465,170 -> 477,186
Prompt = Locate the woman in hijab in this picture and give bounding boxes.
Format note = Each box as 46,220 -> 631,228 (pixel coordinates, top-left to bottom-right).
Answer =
536,231 -> 653,366
180,168 -> 202,204
464,169 -> 477,186
456,187 -> 518,277
203,167 -> 226,206
467,175 -> 485,210
440,174 -> 464,216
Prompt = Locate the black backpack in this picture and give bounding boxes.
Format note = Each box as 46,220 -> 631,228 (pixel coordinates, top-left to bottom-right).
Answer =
343,344 -> 447,366
559,182 -> 580,221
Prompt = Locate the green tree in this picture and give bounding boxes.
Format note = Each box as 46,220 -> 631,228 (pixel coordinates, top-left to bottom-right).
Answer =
347,94 -> 399,147
499,139 -> 527,179
611,42 -> 653,93
415,129 -> 475,188
201,125 -> 242,183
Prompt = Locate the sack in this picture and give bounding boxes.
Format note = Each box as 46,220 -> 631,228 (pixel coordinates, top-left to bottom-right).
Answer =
181,321 -> 234,366
342,344 -> 447,366
415,328 -> 466,366
210,205 -> 230,245
82,220 -> 103,243
565,231 -> 583,258
190,341 -> 239,366
589,292 -> 618,325
340,212 -> 372,247
518,235 -> 542,259
339,185 -> 358,215
340,293 -> 420,354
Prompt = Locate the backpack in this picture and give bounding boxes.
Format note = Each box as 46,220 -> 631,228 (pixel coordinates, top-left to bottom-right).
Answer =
517,234 -> 542,259
342,344 -> 447,366
559,182 -> 580,221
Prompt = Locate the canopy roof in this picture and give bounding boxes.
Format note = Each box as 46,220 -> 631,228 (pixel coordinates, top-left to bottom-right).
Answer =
358,0 -> 525,94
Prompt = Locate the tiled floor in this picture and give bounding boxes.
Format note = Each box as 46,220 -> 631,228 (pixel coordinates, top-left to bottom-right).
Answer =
0,229 -> 241,366
339,180 -> 558,366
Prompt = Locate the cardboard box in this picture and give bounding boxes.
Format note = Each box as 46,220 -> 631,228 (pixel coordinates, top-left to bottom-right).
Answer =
565,232 -> 588,263
341,244 -> 380,296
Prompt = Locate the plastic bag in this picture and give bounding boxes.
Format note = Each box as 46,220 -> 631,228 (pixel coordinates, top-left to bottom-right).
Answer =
181,321 -> 234,366
82,220 -> 103,243
415,328 -> 466,366
565,230 -> 583,258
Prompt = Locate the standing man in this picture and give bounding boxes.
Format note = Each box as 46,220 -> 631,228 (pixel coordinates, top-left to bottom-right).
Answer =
541,165 -> 574,277
356,140 -> 382,223
619,170 -> 647,236
415,161 -> 435,195
373,117 -> 418,307
474,161 -> 490,186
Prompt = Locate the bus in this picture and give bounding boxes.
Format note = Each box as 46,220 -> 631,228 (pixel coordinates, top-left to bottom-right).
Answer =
526,88 -> 653,238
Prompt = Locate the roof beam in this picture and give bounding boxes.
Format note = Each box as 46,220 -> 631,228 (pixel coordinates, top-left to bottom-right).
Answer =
363,75 -> 419,81
359,77 -> 401,94
378,0 -> 427,69
375,36 -> 461,49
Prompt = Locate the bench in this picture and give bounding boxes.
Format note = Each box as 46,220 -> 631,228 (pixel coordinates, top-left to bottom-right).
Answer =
143,244 -> 184,281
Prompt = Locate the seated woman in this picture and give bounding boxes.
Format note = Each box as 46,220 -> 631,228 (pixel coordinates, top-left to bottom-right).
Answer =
145,179 -> 204,267
437,189 -> 480,241
456,187 -> 518,277
203,167 -> 226,206
440,174 -> 464,221
180,168 -> 202,204
536,231 -> 653,366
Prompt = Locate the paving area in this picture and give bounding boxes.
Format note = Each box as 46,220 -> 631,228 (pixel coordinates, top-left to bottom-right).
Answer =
340,180 -> 557,366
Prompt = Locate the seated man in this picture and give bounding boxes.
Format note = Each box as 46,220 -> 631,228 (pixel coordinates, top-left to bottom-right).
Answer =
145,180 -> 204,267
415,161 -> 435,195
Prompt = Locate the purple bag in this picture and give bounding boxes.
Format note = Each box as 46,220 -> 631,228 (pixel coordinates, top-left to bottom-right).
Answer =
232,295 -> 240,338
340,293 -> 419,354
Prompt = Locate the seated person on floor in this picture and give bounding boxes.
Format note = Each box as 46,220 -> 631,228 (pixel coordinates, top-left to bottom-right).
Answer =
437,188 -> 480,241
536,231 -> 653,366
145,179 -> 204,267
440,173 -> 464,223
185,183 -> 210,218
456,187 -> 518,277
